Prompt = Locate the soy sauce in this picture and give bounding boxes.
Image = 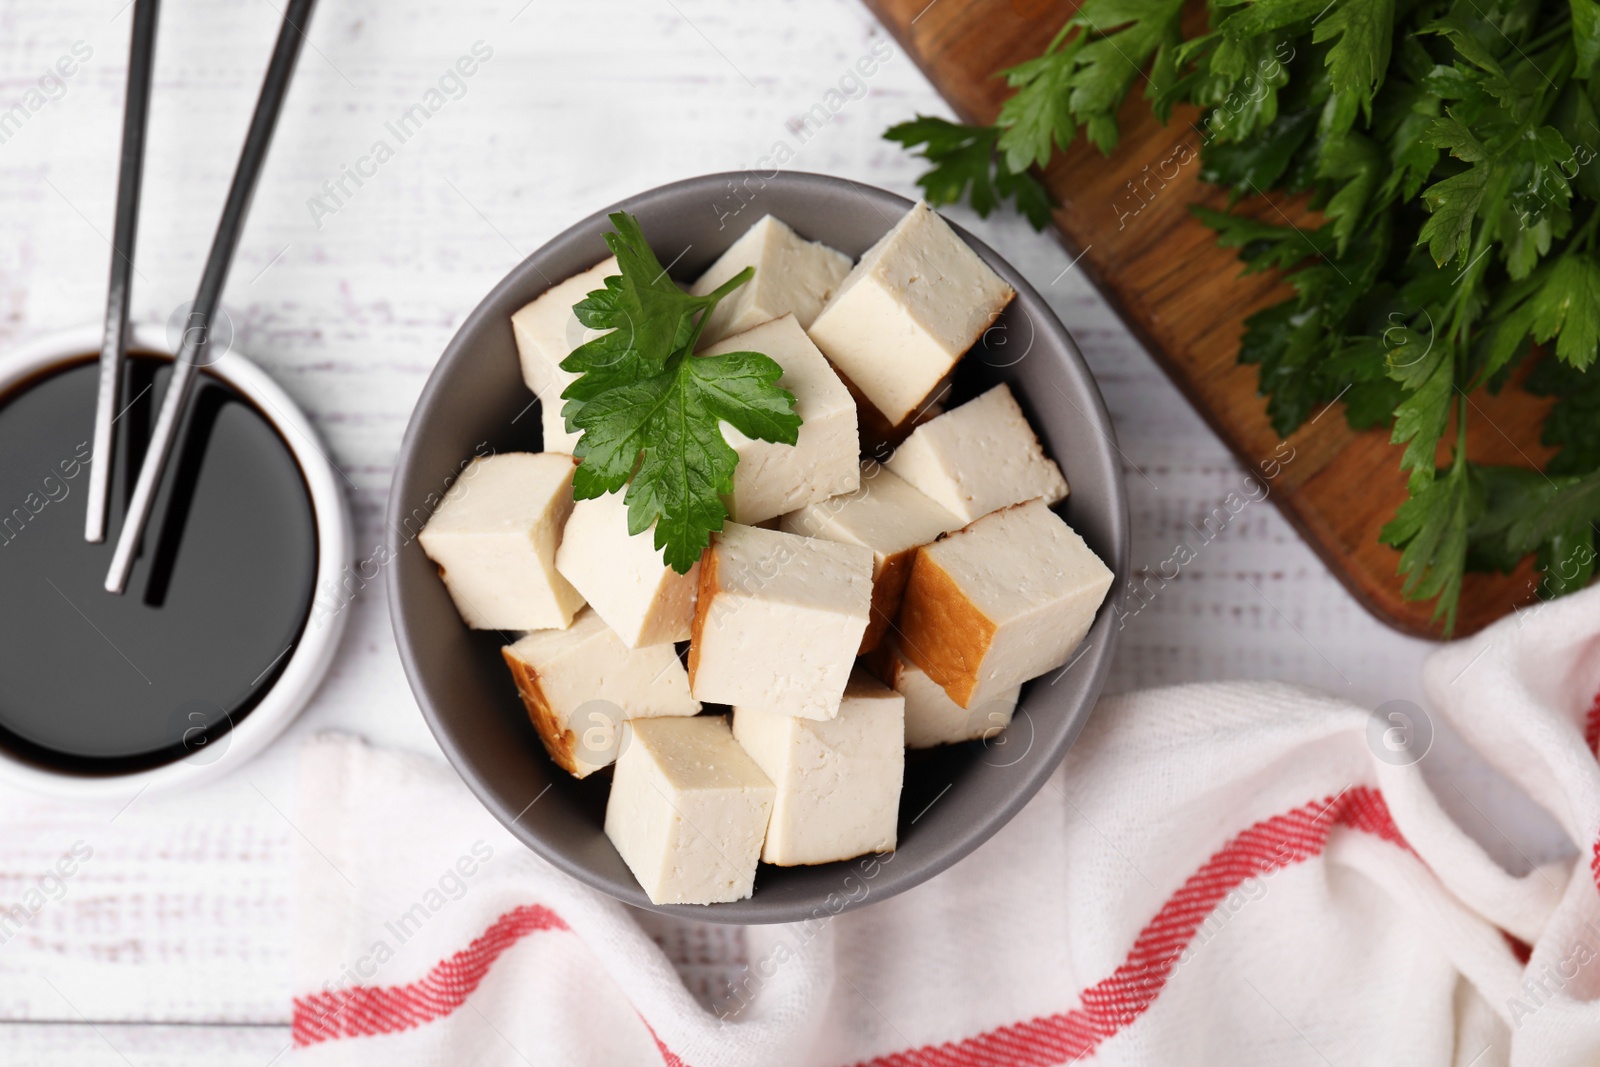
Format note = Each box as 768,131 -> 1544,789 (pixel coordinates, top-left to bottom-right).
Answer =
0,354 -> 317,773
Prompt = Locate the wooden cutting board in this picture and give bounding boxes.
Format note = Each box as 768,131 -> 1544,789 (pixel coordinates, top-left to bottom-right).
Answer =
865,0 -> 1557,638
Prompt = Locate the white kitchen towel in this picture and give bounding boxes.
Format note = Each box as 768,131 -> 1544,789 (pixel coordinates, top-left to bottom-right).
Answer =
290,584 -> 1600,1067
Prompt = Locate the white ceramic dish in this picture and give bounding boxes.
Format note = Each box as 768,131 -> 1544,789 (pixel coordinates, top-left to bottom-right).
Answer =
0,323 -> 351,800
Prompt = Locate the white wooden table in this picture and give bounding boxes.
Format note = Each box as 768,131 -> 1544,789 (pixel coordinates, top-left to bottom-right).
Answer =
0,0 -> 1571,1061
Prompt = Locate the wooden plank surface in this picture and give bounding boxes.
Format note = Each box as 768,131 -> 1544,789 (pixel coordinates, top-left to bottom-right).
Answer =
0,0 -> 1573,1058
864,0 -> 1555,638
0,1023 -> 290,1066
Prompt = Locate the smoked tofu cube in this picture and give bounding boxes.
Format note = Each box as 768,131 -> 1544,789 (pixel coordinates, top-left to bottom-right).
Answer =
555,493 -> 697,648
809,201 -> 1014,425
510,257 -> 618,454
502,608 -> 700,777
539,403 -> 580,457
511,257 -> 618,398
886,382 -> 1068,524
898,499 -> 1113,708
780,464 -> 961,654
604,716 -> 775,905
732,670 -> 904,865
880,641 -> 1020,748
688,523 -> 873,719
700,315 -> 859,524
418,453 -> 585,630
842,368 -> 949,461
690,215 -> 851,346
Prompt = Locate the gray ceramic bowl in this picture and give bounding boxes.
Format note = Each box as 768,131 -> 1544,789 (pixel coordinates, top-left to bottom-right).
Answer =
388,172 -> 1129,923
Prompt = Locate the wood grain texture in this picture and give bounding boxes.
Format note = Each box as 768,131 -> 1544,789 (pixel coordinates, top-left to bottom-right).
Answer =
864,0 -> 1555,638
0,1023 -> 291,1067
0,0 -> 1573,1055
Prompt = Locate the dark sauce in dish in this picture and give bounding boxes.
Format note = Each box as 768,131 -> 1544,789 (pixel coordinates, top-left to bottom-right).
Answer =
0,354 -> 317,773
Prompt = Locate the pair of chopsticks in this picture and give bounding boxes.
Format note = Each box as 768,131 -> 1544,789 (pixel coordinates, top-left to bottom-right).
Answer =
86,0 -> 317,596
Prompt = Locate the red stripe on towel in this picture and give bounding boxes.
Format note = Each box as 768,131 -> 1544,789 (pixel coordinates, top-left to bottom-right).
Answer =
292,903 -> 568,1046
1584,688 -> 1600,757
1584,687 -> 1600,897
290,787 -> 1410,1067
848,785 -> 1408,1067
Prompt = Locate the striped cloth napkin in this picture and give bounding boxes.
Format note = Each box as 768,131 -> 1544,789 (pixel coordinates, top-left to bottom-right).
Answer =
289,585 -> 1600,1066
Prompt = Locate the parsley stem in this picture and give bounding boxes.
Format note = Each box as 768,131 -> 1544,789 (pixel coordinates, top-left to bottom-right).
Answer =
1573,203 -> 1600,254
1445,174 -> 1510,346
687,266 -> 755,352
1525,23 -> 1571,52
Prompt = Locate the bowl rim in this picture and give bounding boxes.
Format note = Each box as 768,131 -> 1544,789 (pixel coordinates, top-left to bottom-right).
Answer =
0,322 -> 352,800
389,170 -> 1131,922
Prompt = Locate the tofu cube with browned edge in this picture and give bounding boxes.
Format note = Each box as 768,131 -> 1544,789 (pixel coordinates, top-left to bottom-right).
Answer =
840,366 -> 949,460
418,453 -> 585,630
880,641 -> 1020,748
781,464 -> 961,654
808,201 -> 1014,425
700,315 -> 859,524
688,523 -> 873,719
732,669 -> 904,865
604,716 -> 775,905
898,500 -> 1113,708
886,382 -> 1068,524
555,492 -> 697,648
510,257 -> 618,454
690,215 -> 852,347
502,607 -> 699,778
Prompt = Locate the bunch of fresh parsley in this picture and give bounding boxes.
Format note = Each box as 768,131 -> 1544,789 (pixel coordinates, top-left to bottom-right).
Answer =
559,212 -> 801,573
886,0 -> 1600,633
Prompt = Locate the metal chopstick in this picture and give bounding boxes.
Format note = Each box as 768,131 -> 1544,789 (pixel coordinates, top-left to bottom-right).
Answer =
104,0 -> 318,594
86,0 -> 160,544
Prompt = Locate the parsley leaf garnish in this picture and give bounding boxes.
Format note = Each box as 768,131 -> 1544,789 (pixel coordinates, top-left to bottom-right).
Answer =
883,116 -> 1054,228
1313,0 -> 1394,119
558,212 -> 801,573
885,0 -> 1600,632
1380,457 -> 1473,632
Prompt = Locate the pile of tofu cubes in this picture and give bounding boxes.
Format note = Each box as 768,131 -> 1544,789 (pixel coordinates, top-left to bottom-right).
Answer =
418,203 -> 1115,905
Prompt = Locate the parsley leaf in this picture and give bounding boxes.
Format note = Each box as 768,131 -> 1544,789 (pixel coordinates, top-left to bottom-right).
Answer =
1190,204 -> 1333,272
1425,115 -> 1487,163
1312,0 -> 1395,118
997,42 -> 1082,173
1528,354 -> 1600,474
885,0 -> 1600,630
1419,165 -> 1491,266
571,350 -> 799,572
1467,465 -> 1556,572
1530,254 -> 1600,369
1461,465 -> 1594,599
1062,0 -> 1188,153
1575,0 -> 1600,77
1316,130 -> 1382,251
1538,526 -> 1598,597
559,212 -> 801,573
1380,458 -> 1475,632
564,213 -> 702,401
1389,341 -> 1455,489
883,116 -> 1054,228
1199,107 -> 1321,196
1507,469 -> 1600,572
